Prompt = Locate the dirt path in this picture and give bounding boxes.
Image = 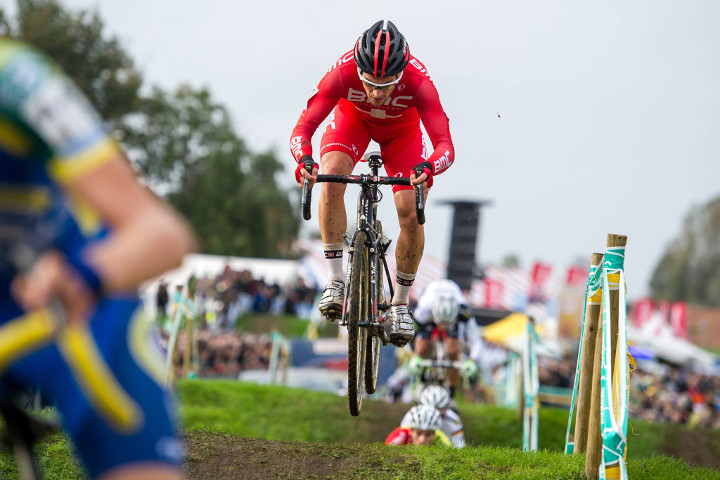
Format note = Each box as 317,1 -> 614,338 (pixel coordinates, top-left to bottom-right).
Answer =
184,432 -> 367,480
184,427 -> 720,480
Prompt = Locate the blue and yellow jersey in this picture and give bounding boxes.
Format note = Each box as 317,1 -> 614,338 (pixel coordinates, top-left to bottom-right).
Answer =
0,38 -> 120,280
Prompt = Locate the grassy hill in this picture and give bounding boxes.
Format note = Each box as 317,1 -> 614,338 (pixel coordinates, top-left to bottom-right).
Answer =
2,379 -> 719,479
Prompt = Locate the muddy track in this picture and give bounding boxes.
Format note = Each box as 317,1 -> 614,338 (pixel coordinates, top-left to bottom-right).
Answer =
184,425 -> 720,480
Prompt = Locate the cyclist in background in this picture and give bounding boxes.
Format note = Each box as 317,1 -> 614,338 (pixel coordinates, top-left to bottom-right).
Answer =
385,405 -> 450,446
290,19 -> 455,347
0,38 -> 194,479
401,385 -> 466,448
412,278 -> 472,396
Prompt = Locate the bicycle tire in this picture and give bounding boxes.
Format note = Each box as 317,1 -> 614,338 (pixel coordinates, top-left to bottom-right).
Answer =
364,223 -> 383,394
347,231 -> 369,416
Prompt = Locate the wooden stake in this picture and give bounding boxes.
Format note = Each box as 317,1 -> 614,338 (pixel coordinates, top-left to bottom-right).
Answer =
585,307 -> 604,479
573,253 -> 604,454
607,234 -> 627,384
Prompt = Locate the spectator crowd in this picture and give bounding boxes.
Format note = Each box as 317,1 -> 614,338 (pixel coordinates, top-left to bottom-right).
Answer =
155,265 -> 720,429
535,355 -> 720,428
155,264 -> 317,378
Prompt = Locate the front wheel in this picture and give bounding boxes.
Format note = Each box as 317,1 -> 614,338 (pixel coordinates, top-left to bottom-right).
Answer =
364,223 -> 384,394
346,231 -> 369,416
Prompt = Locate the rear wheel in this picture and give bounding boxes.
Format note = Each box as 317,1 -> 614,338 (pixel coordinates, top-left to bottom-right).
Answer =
347,231 -> 369,416
365,223 -> 383,394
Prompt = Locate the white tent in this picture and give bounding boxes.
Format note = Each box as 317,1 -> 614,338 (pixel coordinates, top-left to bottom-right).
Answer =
139,253 -> 311,317
627,311 -> 718,369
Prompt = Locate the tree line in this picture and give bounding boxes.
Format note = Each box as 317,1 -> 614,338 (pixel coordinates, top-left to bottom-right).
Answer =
0,0 -> 299,259
2,1 -> 719,305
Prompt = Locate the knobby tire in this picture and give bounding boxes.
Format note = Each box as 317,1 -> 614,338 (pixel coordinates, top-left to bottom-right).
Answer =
364,223 -> 383,394
347,231 -> 369,416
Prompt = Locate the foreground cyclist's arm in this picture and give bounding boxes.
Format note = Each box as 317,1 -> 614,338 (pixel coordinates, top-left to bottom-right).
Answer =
8,46 -> 194,318
67,157 -> 195,293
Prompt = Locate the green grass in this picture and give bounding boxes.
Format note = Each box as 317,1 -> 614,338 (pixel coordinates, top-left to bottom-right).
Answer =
234,313 -> 339,338
178,379 -> 718,459
3,380 -> 720,479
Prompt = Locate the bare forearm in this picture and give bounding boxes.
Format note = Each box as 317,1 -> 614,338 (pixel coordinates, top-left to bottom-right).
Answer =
86,206 -> 194,293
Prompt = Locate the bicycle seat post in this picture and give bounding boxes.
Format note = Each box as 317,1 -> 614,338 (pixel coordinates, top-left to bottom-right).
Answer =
365,152 -> 383,176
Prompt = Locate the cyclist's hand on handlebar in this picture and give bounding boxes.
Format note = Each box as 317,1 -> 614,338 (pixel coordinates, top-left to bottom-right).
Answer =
295,155 -> 319,187
410,161 -> 433,189
11,250 -> 95,325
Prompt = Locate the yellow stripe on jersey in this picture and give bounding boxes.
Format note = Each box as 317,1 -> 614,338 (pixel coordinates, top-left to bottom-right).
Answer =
67,195 -> 102,235
0,309 -> 57,373
128,309 -> 166,385
57,323 -> 144,434
0,39 -> 23,70
49,136 -> 119,184
0,117 -> 33,156
0,184 -> 50,213
433,429 -> 451,446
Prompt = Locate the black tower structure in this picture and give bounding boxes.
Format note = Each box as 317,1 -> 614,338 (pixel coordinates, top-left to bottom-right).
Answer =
439,200 -> 492,292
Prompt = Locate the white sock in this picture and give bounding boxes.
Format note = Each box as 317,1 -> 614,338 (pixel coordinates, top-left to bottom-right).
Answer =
392,271 -> 416,305
324,243 -> 345,282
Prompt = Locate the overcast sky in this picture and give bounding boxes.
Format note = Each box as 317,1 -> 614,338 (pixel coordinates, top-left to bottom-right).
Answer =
47,0 -> 720,297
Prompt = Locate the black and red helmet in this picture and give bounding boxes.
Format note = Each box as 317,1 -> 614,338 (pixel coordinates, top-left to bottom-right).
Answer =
354,20 -> 409,78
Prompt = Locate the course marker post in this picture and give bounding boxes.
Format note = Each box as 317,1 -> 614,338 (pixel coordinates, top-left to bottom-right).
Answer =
522,317 -> 539,452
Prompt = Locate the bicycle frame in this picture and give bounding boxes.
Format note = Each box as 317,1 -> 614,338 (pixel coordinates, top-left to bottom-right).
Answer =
345,155 -> 390,336
301,152 -> 425,415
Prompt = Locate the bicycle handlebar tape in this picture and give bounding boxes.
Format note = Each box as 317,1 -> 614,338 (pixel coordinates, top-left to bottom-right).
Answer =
300,156 -> 316,221
414,181 -> 425,225
302,178 -> 312,220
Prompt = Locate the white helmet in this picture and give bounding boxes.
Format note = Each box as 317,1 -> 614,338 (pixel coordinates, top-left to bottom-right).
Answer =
406,405 -> 441,431
432,295 -> 459,327
420,385 -> 451,410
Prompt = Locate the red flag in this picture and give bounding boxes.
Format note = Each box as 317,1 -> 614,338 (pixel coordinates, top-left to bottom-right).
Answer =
632,298 -> 654,328
656,300 -> 671,335
484,279 -> 505,309
529,262 -> 552,303
566,266 -> 588,287
670,302 -> 688,339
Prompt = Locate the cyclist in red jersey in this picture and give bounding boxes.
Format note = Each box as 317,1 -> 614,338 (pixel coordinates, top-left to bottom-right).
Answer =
291,20 -> 455,347
385,405 -> 450,446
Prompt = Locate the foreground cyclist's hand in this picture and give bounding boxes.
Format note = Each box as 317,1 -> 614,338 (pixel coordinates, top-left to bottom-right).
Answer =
295,154 -> 319,187
410,161 -> 433,189
11,250 -> 96,325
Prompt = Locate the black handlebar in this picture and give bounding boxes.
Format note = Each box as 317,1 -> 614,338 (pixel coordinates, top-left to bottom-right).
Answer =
302,178 -> 312,220
413,168 -> 426,225
301,173 -> 425,224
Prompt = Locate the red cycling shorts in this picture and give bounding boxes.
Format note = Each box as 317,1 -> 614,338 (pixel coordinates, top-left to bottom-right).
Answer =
319,99 -> 427,192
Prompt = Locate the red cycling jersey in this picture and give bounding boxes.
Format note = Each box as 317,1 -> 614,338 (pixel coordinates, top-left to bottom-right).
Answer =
384,426 -> 450,446
385,426 -> 413,445
290,50 -> 454,178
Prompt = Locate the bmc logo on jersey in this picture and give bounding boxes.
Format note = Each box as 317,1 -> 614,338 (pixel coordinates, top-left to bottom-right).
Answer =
326,51 -> 355,74
347,88 -> 412,108
290,136 -> 303,157
409,58 -> 431,79
433,150 -> 451,172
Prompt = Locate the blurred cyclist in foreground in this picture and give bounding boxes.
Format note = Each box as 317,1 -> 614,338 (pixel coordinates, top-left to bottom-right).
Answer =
385,405 -> 450,446
0,38 -> 194,479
